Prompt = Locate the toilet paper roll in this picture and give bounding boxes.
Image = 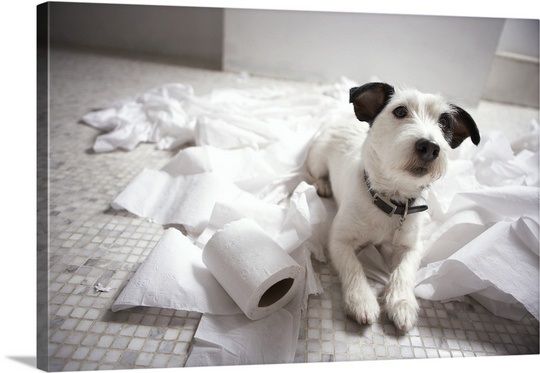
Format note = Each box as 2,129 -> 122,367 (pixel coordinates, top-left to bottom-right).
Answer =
202,218 -> 304,320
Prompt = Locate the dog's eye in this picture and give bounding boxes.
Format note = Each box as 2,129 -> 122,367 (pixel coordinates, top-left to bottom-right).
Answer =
438,113 -> 452,128
392,106 -> 408,119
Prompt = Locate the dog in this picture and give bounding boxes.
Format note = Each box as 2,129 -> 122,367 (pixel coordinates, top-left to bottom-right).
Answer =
307,82 -> 480,331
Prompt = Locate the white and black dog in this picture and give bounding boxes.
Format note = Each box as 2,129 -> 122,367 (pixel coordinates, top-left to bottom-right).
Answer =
307,82 -> 480,331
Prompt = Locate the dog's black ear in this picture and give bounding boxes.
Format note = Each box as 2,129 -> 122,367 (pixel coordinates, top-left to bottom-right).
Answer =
448,104 -> 481,148
349,82 -> 395,124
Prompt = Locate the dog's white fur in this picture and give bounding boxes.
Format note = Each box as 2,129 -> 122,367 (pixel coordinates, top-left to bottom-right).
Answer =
307,87 -> 456,331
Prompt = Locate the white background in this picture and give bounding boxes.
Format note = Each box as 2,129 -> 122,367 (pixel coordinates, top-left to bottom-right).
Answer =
0,1 -> 538,373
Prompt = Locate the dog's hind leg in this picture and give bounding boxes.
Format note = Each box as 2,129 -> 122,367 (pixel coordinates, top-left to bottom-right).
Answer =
314,178 -> 333,198
307,136 -> 333,198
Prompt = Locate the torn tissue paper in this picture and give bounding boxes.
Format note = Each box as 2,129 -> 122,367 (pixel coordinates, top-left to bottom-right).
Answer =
84,79 -> 539,365
111,228 -> 240,314
111,169 -> 264,235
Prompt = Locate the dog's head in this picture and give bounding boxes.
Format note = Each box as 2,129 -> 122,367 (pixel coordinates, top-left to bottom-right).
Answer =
350,82 -> 480,189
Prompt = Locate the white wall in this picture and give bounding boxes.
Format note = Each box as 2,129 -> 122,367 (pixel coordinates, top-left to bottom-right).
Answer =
224,9 -> 504,105
50,4 -> 535,107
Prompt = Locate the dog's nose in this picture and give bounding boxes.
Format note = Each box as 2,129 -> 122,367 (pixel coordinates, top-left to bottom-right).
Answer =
415,139 -> 440,162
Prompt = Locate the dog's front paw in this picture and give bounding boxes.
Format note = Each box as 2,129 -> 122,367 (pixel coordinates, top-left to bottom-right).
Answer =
386,298 -> 419,332
315,178 -> 333,198
344,288 -> 380,325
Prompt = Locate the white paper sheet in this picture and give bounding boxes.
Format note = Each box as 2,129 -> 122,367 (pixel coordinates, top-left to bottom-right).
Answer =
85,80 -> 539,365
111,170 -> 264,235
416,217 -> 539,320
111,228 -> 240,314
161,145 -> 281,195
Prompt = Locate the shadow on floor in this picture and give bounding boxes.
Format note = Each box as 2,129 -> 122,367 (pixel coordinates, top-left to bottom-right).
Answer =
6,355 -> 36,368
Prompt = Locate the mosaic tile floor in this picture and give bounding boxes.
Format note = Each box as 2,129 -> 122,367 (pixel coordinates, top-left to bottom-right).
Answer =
46,47 -> 539,371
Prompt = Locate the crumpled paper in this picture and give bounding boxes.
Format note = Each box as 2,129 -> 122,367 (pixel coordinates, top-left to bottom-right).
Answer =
84,79 -> 539,365
417,124 -> 540,320
82,84 -> 197,152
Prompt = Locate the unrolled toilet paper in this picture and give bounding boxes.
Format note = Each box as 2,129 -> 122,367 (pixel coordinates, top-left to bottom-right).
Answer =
202,219 -> 305,320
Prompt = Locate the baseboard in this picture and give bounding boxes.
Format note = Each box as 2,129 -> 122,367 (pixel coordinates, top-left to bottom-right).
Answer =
482,52 -> 539,108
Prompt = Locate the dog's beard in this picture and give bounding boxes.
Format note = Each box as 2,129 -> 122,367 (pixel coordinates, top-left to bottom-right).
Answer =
401,154 -> 445,180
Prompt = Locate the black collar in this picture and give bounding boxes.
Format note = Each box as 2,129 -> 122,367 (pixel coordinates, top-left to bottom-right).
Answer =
364,171 -> 428,217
